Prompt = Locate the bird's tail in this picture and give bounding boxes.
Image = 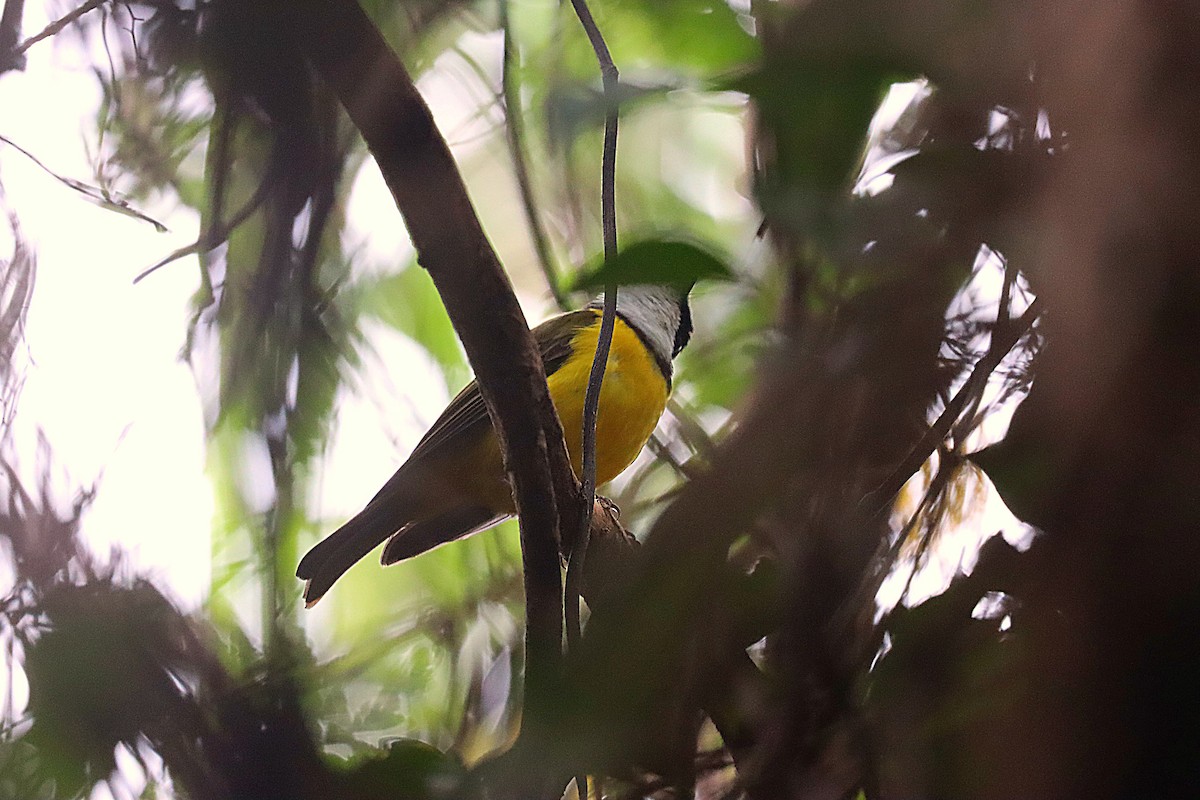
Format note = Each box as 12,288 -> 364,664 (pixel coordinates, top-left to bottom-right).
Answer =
297,501 -> 401,606
297,479 -> 506,606
299,461 -> 442,604
380,505 -> 504,565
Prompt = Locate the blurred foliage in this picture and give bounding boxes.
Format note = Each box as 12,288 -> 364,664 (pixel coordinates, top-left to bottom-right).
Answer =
0,0 -> 1032,792
4,0 -> 1196,798
3,0 -> 1011,790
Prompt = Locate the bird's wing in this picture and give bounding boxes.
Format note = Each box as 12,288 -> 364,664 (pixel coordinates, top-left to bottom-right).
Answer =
406,309 -> 597,462
381,505 -> 507,565
296,309 -> 599,603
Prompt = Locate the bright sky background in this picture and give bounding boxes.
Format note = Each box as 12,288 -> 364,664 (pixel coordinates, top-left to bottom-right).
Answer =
0,8 -> 214,607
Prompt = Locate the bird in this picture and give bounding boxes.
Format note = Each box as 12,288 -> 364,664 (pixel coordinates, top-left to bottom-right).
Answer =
297,283 -> 693,605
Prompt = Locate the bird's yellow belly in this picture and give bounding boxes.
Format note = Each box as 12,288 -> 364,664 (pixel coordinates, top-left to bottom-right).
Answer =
548,315 -> 670,486
449,315 -> 670,514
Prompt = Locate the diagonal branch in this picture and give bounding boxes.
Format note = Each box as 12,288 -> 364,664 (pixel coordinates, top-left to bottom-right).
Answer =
863,295 -> 1043,517
274,0 -> 582,759
0,133 -> 166,231
12,0 -> 105,59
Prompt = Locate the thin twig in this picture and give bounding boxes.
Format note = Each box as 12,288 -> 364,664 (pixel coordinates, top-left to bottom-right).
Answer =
0,133 -> 166,231
955,252 -> 1020,442
501,0 -> 568,310
119,2 -> 143,67
564,0 -> 620,644
891,446 -> 960,607
565,3 -> 620,798
864,295 -> 1042,517
13,0 -> 106,56
667,397 -> 718,459
133,177 -> 271,284
846,294 -> 1044,675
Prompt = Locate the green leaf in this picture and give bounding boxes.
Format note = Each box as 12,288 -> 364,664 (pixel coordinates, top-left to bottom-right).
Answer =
553,0 -> 759,80
544,81 -> 672,150
572,238 -> 732,292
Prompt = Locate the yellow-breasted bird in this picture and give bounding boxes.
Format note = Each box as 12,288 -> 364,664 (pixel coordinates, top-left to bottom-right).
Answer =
297,284 -> 693,605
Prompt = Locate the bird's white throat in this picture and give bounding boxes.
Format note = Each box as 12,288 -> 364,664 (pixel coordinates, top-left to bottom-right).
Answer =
590,285 -> 687,368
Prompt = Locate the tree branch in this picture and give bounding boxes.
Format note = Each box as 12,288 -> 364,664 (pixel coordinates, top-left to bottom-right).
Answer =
274,0 -> 581,763
0,0 -> 25,72
862,295 -> 1042,518
11,0 -> 106,61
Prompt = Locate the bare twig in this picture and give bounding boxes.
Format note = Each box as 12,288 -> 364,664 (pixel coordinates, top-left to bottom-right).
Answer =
0,133 -> 166,231
843,296 -> 1044,675
863,295 -> 1042,517
13,0 -> 106,56
133,178 -> 271,284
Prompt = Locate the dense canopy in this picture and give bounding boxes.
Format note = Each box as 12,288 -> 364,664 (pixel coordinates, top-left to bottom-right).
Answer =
0,1 -> 1198,798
